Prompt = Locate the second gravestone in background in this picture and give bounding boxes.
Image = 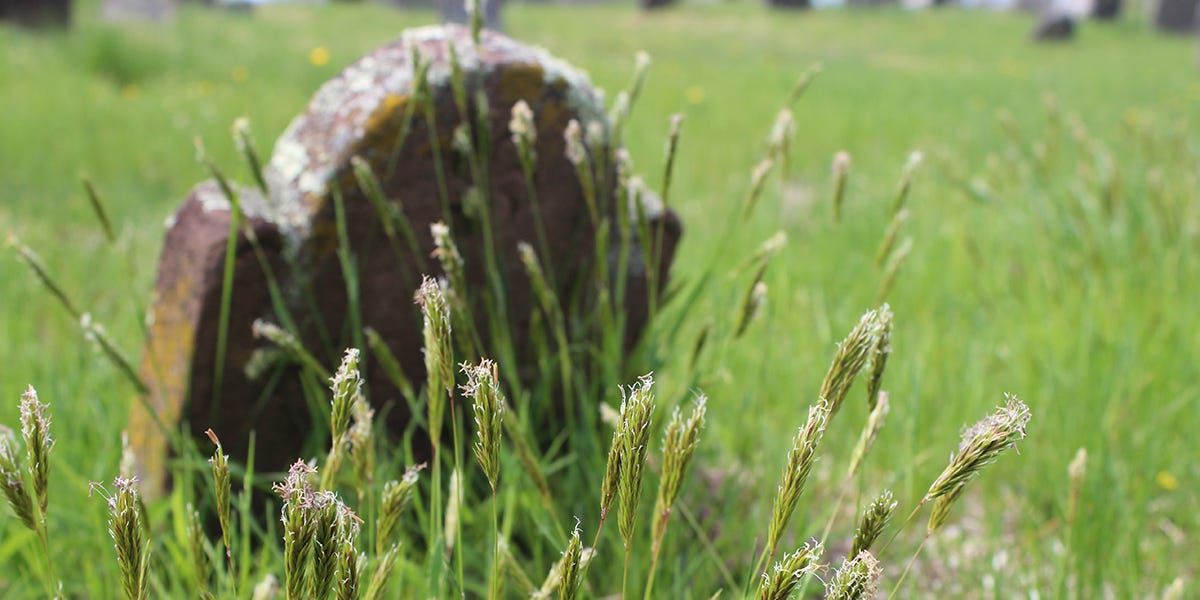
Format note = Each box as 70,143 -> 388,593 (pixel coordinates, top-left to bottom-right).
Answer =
131,24 -> 681,495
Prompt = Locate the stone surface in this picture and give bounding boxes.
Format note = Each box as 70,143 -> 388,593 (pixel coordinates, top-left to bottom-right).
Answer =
1032,11 -> 1076,40
102,0 -> 175,21
1091,0 -> 1119,19
767,0 -> 811,8
0,0 -> 71,27
1154,0 -> 1199,32
641,0 -> 677,10
133,25 -> 681,496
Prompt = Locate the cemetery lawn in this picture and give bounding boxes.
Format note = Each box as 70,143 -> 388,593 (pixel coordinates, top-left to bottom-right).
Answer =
2,0 -> 1198,596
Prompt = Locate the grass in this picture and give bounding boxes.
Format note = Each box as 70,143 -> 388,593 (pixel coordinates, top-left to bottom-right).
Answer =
2,0 -> 1199,597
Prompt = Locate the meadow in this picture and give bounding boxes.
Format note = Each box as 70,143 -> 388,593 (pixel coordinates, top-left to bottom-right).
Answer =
1,0 -> 1198,597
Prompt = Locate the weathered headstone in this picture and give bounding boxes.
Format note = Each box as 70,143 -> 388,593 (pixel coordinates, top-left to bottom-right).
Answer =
0,0 -> 72,27
1091,0 -> 1119,19
767,0 -> 811,8
132,25 -> 681,496
641,0 -> 677,10
102,0 -> 176,21
1032,10 -> 1076,40
1154,0 -> 1199,32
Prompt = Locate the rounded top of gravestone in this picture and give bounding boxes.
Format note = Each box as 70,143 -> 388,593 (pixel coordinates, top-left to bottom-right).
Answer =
264,24 -> 609,246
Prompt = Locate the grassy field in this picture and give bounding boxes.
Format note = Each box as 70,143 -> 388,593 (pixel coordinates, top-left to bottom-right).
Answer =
1,0 -> 1198,597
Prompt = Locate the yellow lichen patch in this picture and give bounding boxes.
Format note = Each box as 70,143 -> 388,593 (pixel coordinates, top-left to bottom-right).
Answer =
364,93 -> 411,138
133,273 -> 200,498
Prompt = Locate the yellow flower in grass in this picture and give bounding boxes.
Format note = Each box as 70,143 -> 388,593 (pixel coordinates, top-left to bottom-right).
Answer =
309,46 -> 330,67
685,85 -> 705,105
1156,471 -> 1179,492
231,65 -> 249,84
120,84 -> 141,101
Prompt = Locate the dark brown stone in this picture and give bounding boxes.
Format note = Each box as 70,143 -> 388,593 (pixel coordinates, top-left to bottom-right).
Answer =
0,0 -> 71,27
133,25 -> 681,496
1154,0 -> 1199,33
1032,11 -> 1076,41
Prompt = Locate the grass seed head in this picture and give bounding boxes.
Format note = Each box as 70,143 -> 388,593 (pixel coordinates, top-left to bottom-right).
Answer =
376,465 -> 422,557
329,349 -> 362,443
348,394 -> 375,492
925,395 -> 1031,532
851,490 -> 897,557
755,540 -> 823,600
309,492 -> 343,600
334,537 -> 361,600
274,460 -> 318,599
509,99 -> 537,150
865,304 -> 893,409
564,119 -> 587,166
832,151 -> 851,223
205,429 -> 232,552
556,521 -> 584,600
97,477 -> 150,600
820,308 -> 883,418
416,275 -> 454,436
362,543 -> 400,600
0,427 -> 35,531
652,395 -> 707,550
617,374 -> 656,548
461,359 -> 505,491
848,390 -> 890,478
767,400 -> 831,554
186,504 -> 211,596
19,385 -> 53,515
825,551 -> 881,600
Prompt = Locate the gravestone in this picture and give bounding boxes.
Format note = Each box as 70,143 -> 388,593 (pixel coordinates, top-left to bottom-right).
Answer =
131,24 -> 681,496
0,0 -> 71,27
1032,11 -> 1076,40
1091,0 -> 1119,18
767,0 -> 811,8
1154,0 -> 1199,32
641,0 -> 676,9
102,0 -> 175,21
